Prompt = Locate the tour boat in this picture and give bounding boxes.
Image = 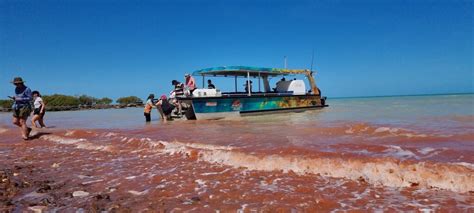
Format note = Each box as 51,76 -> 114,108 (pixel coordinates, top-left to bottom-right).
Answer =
177,66 -> 328,120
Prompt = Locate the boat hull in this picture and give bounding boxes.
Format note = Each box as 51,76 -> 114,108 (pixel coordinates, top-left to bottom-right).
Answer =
181,95 -> 325,120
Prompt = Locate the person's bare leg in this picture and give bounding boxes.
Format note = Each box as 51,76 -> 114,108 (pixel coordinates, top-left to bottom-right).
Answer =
19,118 -> 30,139
31,115 -> 39,128
39,117 -> 46,128
178,101 -> 182,114
12,117 -> 20,127
157,107 -> 165,120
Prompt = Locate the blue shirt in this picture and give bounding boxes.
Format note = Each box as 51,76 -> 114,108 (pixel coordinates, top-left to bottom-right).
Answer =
13,86 -> 32,109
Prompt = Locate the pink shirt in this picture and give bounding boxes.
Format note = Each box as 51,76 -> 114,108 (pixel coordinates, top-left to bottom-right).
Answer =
186,76 -> 196,90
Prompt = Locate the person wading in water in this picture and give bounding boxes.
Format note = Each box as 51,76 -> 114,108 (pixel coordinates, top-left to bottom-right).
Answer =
31,90 -> 47,128
144,94 -> 155,122
10,77 -> 33,140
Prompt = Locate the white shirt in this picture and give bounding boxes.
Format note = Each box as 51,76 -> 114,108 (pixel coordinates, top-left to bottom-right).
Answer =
34,97 -> 43,109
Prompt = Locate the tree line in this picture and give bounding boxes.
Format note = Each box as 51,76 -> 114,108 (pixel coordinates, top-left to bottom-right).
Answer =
0,94 -> 144,109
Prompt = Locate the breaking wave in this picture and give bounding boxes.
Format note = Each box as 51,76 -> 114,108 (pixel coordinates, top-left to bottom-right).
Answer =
343,123 -> 430,138
150,140 -> 474,193
39,133 -> 474,193
41,135 -> 113,151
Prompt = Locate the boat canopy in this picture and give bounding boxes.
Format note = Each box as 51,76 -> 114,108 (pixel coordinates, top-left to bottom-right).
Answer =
192,66 -> 310,77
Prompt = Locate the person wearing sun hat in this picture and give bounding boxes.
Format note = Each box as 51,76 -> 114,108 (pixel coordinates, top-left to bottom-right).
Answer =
10,77 -> 33,140
184,73 -> 196,95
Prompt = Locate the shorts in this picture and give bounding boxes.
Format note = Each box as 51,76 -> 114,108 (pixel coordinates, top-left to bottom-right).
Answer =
33,108 -> 45,118
144,112 -> 151,122
13,105 -> 32,119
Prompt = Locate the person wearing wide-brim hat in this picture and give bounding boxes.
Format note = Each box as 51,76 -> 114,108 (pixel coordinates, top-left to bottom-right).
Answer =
10,77 -> 33,140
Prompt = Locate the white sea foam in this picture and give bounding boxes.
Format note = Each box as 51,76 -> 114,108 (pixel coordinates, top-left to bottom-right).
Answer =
418,147 -> 436,155
150,140 -> 474,193
64,130 -> 76,136
374,127 -> 391,133
383,145 -> 418,159
452,162 -> 474,170
41,135 -> 111,151
104,132 -> 118,137
0,128 -> 8,134
42,135 -> 86,144
373,127 -> 427,138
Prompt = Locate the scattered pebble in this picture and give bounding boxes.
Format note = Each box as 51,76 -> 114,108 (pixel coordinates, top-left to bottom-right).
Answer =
72,191 -> 89,197
128,189 -> 149,196
81,179 -> 104,185
28,206 -> 47,213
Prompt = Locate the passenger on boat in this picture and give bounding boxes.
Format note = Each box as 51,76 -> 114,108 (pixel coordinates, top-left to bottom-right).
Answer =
275,77 -> 286,91
185,74 -> 196,95
171,80 -> 185,96
144,94 -> 155,122
244,80 -> 252,93
207,79 -> 215,89
156,95 -> 175,121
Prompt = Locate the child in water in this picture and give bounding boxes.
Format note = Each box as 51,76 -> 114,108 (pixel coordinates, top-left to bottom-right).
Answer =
31,91 -> 47,128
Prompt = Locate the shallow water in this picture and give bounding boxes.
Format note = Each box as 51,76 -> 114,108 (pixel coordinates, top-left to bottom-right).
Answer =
0,94 -> 473,211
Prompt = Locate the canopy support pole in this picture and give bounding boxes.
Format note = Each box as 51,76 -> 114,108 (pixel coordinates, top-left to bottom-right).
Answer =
202,75 -> 205,88
234,76 -> 237,92
258,72 -> 261,92
247,72 -> 251,96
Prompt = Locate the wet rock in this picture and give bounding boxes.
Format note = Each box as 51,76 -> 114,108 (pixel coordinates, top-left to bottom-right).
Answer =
107,186 -> 117,192
357,176 -> 367,183
191,196 -> 201,202
65,192 -> 73,198
36,183 -> 52,193
94,193 -> 111,201
72,191 -> 90,197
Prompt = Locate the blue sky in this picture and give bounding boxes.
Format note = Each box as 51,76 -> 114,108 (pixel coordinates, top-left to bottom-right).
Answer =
1,0 -> 472,101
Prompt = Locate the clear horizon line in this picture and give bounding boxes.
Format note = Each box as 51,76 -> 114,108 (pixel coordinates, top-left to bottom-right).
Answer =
329,92 -> 473,99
